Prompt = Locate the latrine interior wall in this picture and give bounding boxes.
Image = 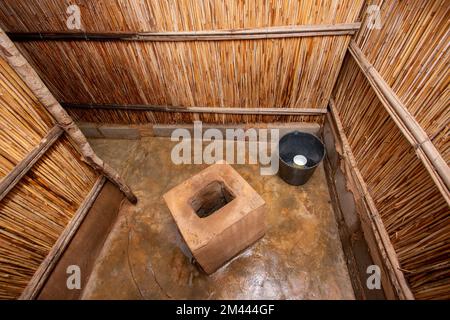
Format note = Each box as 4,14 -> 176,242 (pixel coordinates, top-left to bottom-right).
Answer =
0,0 -> 365,124
332,0 -> 449,299
0,0 -> 448,300
0,56 -> 98,299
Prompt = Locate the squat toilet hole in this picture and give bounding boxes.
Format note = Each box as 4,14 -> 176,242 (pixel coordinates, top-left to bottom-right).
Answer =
190,180 -> 235,218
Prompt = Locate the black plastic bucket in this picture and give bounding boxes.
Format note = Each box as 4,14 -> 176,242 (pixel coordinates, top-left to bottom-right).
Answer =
277,131 -> 326,186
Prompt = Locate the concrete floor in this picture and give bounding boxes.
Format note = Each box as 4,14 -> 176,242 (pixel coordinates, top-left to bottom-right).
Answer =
82,137 -> 354,300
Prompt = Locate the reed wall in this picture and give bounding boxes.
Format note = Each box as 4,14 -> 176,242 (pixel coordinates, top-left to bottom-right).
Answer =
0,57 -> 98,299
0,58 -> 54,178
332,0 -> 449,299
355,0 -> 449,162
0,0 -> 364,124
1,0 -> 448,300
18,37 -> 351,108
0,0 -> 363,32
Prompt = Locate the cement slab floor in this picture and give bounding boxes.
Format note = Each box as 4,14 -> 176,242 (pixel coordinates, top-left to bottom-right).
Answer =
82,137 -> 354,300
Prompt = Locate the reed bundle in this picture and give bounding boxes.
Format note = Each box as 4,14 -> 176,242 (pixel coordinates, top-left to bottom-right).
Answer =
0,137 -> 97,299
0,58 -> 54,179
0,0 -> 364,32
0,0 -> 364,125
0,28 -> 136,298
332,0 -> 449,299
333,55 -> 449,300
355,0 -> 449,163
0,31 -> 137,204
16,35 -> 350,124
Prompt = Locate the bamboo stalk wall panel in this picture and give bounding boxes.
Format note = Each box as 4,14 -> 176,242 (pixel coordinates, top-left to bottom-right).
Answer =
0,58 -> 54,179
348,42 -> 449,206
355,0 -> 449,163
0,28 -> 138,204
0,29 -> 134,298
15,36 -> 352,124
0,0 -> 364,32
0,50 -> 100,299
333,55 -> 450,300
0,136 -> 98,299
0,0 -> 364,124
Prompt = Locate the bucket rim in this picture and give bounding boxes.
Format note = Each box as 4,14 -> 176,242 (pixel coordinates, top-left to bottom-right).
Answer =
277,130 -> 326,170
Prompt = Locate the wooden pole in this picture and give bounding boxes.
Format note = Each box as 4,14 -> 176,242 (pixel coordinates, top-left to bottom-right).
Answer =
0,28 -> 137,204
8,23 -> 361,42
62,102 -> 327,116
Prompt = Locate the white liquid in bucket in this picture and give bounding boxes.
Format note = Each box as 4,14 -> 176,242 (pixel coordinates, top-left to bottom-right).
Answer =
293,155 -> 307,168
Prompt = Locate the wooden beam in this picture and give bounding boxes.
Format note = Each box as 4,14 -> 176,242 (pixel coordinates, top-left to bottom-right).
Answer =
19,176 -> 106,300
348,41 -> 450,205
0,28 -> 137,204
329,100 -> 415,300
77,122 -> 321,140
8,23 -> 361,42
0,125 -> 63,202
62,102 -> 327,116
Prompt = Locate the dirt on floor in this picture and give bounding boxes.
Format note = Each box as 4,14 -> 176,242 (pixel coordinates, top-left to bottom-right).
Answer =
82,137 -> 354,299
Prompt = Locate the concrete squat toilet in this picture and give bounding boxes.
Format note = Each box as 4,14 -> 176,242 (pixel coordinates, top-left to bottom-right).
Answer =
163,161 -> 266,274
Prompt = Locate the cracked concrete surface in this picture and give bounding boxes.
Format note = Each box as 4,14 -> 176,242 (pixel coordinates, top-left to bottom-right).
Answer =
81,137 -> 354,300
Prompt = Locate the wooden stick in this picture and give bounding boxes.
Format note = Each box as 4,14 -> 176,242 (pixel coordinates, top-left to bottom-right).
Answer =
8,23 -> 361,42
329,99 -> 415,300
19,176 -> 106,300
349,41 -> 450,203
62,102 -> 327,116
0,125 -> 63,202
0,28 -> 137,204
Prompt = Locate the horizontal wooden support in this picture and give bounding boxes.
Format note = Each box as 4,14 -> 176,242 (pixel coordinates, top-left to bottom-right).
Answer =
0,125 -> 63,202
78,122 -> 321,140
8,23 -> 361,42
20,176 -> 107,300
329,101 -> 414,300
62,102 -> 327,116
348,41 -> 450,205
